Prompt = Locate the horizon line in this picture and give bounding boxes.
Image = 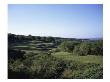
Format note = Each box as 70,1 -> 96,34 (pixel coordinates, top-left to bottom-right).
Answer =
8,33 -> 103,39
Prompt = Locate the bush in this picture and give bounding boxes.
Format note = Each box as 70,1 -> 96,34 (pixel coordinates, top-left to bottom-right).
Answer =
8,59 -> 31,79
8,52 -> 103,79
73,64 -> 103,79
90,40 -> 103,55
73,40 -> 103,56
29,55 -> 66,78
59,41 -> 80,52
8,54 -> 66,79
60,62 -> 103,79
75,42 -> 91,56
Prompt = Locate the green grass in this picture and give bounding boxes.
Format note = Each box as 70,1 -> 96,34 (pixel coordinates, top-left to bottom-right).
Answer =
52,52 -> 103,64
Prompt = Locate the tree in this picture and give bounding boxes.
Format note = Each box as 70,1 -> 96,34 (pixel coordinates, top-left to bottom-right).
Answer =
46,37 -> 55,43
73,40 -> 103,56
59,41 -> 80,52
78,42 -> 91,56
90,40 -> 103,55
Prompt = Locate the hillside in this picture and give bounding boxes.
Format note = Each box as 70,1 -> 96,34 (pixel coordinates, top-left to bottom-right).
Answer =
8,33 -> 103,79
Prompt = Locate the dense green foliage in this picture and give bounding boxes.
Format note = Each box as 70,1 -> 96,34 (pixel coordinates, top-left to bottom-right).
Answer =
58,40 -> 103,56
9,55 -> 65,79
73,41 -> 103,56
58,41 -> 80,52
8,54 -> 103,79
8,33 -> 103,79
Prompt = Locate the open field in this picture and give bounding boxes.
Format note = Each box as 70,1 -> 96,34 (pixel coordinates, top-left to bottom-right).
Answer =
52,52 -> 103,64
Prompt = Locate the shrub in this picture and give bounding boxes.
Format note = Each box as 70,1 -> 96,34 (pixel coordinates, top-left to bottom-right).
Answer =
9,54 -> 66,79
59,41 -> 80,52
29,55 -> 66,78
73,64 -> 103,79
8,52 -> 103,79
76,42 -> 90,56
8,59 -> 31,79
73,40 -> 103,56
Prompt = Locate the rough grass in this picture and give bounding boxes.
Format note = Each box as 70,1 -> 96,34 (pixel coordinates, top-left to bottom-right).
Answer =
52,52 -> 103,64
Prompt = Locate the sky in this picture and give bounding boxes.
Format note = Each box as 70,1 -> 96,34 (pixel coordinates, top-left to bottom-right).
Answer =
8,4 -> 103,38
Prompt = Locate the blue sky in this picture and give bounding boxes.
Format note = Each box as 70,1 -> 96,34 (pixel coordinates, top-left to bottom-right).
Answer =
8,4 -> 103,38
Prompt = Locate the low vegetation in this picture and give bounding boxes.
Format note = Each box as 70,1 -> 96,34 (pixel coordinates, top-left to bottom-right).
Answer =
8,33 -> 103,79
